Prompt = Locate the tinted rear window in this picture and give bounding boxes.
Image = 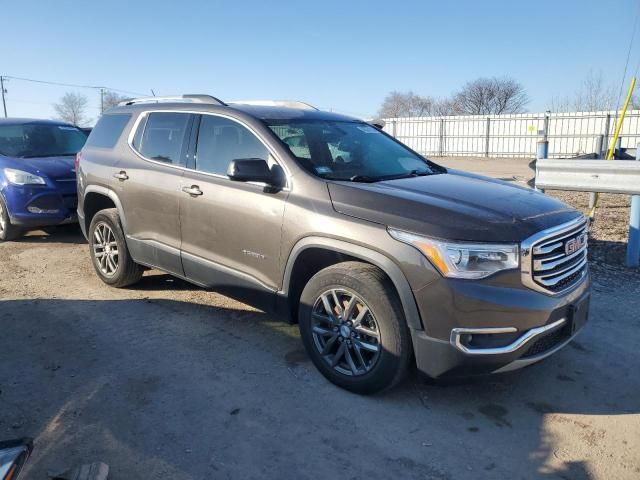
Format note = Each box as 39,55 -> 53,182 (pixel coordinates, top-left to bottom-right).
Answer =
86,114 -> 131,149
136,112 -> 191,165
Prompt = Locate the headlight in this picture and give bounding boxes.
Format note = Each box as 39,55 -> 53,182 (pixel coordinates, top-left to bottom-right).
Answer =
388,228 -> 519,279
4,168 -> 46,185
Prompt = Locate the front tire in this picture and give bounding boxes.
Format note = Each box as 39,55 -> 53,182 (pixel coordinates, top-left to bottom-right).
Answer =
88,208 -> 143,287
0,196 -> 22,242
298,261 -> 412,394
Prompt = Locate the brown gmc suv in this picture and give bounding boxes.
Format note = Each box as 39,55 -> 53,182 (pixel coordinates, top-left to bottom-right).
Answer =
77,94 -> 590,394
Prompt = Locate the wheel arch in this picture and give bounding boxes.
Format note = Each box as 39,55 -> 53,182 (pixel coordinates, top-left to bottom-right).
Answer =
280,236 -> 423,331
82,186 -> 128,236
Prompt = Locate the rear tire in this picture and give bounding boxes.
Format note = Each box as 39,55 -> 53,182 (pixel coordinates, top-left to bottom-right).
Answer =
298,261 -> 412,394
0,196 -> 22,242
88,208 -> 143,287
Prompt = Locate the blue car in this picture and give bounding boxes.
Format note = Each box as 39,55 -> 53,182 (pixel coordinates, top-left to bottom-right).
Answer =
0,119 -> 88,241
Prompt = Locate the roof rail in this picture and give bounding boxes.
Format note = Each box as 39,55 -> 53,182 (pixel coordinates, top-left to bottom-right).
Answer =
227,100 -> 319,111
118,94 -> 226,107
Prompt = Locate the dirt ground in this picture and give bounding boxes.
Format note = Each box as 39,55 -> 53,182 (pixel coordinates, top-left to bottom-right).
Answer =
1,158 -> 639,479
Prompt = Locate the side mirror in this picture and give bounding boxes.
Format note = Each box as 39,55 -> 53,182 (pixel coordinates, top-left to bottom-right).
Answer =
227,158 -> 284,188
0,438 -> 33,480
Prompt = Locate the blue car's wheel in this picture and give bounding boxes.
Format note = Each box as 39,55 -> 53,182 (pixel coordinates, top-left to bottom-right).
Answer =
0,197 -> 22,242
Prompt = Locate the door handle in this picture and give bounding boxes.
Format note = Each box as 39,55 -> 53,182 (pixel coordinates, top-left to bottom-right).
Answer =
182,185 -> 203,197
113,171 -> 129,181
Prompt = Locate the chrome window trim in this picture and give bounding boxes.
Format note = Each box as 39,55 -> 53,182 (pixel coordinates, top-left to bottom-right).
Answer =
450,318 -> 566,355
520,215 -> 589,295
126,109 -> 292,191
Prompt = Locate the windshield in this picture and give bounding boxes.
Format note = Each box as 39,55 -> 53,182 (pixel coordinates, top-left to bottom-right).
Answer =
0,123 -> 88,158
266,119 -> 441,181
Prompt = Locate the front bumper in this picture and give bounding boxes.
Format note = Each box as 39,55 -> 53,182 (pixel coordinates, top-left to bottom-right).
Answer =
3,183 -> 77,228
410,271 -> 591,378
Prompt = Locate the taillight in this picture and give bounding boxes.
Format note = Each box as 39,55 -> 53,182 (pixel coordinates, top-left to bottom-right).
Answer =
75,151 -> 82,172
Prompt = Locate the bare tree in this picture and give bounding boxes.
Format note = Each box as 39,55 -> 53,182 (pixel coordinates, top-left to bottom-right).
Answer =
574,70 -> 616,112
548,70 -> 617,112
102,90 -> 128,111
378,91 -> 435,118
453,76 -> 529,115
431,98 -> 459,116
548,95 -> 572,113
54,92 -> 90,126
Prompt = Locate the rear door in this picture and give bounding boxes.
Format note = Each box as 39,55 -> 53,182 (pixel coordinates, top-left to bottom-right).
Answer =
114,111 -> 194,276
179,113 -> 289,292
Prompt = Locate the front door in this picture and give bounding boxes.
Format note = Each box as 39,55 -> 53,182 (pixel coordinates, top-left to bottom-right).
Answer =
179,114 -> 288,294
114,111 -> 194,276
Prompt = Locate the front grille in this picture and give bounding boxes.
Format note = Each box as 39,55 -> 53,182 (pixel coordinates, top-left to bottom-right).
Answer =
522,217 -> 589,295
522,322 -> 572,358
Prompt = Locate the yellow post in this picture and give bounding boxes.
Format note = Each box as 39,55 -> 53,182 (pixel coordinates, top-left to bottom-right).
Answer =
590,76 -> 636,219
606,76 -> 636,160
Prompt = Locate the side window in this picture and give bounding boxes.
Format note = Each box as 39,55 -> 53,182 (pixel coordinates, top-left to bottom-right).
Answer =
137,112 -> 191,165
86,114 -> 131,148
196,115 -> 269,175
131,114 -> 147,150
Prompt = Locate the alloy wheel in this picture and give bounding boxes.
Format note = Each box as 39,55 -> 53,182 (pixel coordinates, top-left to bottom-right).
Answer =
311,288 -> 381,376
93,222 -> 119,276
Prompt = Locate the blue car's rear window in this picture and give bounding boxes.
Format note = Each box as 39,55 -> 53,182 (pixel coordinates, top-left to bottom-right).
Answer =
86,114 -> 131,149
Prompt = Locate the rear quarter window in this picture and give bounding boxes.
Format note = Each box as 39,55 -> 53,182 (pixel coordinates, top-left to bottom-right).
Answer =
86,114 -> 131,149
134,112 -> 191,166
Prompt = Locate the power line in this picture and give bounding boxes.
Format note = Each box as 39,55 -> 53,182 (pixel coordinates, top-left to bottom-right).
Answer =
2,74 -> 146,96
616,2 -> 640,110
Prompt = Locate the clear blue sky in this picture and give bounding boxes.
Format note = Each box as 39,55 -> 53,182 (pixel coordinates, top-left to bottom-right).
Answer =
1,0 -> 638,122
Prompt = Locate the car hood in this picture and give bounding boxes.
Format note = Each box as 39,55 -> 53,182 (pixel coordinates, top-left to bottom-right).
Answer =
327,169 -> 581,242
3,155 -> 76,181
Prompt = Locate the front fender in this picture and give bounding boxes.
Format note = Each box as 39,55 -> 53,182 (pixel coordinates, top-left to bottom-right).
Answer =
281,236 -> 423,331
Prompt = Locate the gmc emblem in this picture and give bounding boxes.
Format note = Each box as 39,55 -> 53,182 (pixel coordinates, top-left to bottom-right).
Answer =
565,233 -> 587,255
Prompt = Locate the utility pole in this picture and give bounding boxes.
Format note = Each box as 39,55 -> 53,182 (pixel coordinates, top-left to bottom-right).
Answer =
100,88 -> 105,114
0,76 -> 7,118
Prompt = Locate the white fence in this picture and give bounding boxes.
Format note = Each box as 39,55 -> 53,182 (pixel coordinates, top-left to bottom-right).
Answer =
382,110 -> 640,158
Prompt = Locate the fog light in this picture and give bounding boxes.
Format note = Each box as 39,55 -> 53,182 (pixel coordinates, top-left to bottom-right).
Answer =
27,206 -> 60,214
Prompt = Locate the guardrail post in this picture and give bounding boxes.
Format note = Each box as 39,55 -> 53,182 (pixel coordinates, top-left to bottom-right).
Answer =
535,140 -> 548,193
485,117 -> 490,157
625,144 -> 640,267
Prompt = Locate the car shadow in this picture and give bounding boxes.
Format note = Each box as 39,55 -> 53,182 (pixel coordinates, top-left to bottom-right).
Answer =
15,224 -> 86,245
3,275 -> 638,479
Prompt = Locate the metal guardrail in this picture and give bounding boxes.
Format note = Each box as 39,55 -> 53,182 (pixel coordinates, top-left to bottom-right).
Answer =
534,157 -> 640,267
535,159 -> 640,194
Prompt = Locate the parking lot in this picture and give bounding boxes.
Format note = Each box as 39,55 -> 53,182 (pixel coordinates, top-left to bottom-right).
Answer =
1,157 -> 639,479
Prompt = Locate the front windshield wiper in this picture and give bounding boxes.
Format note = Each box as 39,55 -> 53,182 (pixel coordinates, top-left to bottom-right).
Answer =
384,169 -> 433,181
349,175 -> 382,183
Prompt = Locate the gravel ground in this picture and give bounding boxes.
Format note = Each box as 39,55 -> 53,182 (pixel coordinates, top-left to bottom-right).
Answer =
1,158 -> 639,479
